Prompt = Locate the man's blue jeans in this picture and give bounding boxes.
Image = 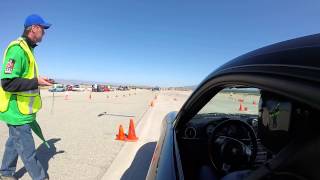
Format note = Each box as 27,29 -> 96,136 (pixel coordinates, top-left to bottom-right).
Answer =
0,124 -> 46,180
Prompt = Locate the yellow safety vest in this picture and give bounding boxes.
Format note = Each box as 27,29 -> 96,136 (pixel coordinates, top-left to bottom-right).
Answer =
0,37 -> 42,115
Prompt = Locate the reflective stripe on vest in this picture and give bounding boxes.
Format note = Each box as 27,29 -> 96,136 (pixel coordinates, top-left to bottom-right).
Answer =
0,37 -> 42,115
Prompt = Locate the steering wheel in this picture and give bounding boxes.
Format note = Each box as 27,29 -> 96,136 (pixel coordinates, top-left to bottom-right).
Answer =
208,120 -> 258,175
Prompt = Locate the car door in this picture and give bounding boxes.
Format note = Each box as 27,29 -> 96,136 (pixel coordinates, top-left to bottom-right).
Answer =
173,66 -> 320,180
146,111 -> 185,180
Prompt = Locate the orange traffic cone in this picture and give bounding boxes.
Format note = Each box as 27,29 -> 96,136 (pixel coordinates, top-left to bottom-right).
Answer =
115,125 -> 127,141
64,92 -> 69,100
239,103 -> 244,111
127,119 -> 138,142
253,101 -> 257,105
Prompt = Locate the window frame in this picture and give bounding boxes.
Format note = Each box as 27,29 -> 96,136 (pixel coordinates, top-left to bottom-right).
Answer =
174,73 -> 320,130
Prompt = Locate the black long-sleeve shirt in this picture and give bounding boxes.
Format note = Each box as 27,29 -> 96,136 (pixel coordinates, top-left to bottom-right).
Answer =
1,78 -> 38,92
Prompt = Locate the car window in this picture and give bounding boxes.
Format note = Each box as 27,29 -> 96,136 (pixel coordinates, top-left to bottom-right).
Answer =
197,87 -> 261,116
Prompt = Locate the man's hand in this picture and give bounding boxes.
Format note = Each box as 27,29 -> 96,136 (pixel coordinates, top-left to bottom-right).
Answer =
38,76 -> 53,86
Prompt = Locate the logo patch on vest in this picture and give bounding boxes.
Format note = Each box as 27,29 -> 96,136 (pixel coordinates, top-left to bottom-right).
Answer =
4,59 -> 15,74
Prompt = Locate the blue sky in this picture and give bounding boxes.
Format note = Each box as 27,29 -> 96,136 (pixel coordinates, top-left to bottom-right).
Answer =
1,1 -> 320,87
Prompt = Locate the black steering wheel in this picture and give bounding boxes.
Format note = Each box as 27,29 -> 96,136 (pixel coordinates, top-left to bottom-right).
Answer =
208,120 -> 258,175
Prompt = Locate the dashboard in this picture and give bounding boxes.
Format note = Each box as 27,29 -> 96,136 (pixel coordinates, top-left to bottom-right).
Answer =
182,113 -> 259,140
180,113 -> 271,167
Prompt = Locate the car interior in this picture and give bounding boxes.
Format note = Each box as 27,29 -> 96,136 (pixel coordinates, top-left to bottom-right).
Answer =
176,87 -> 320,180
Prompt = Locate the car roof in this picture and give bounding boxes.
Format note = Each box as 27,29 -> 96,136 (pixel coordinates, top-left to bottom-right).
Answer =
205,33 -> 320,83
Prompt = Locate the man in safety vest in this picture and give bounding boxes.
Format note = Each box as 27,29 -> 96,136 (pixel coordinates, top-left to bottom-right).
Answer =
0,14 -> 52,180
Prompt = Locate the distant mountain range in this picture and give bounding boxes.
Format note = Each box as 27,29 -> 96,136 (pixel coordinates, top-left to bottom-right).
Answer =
53,78 -> 196,89
53,79 -> 110,86
182,85 -> 198,90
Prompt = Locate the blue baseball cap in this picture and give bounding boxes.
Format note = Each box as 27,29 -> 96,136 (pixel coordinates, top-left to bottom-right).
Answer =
24,14 -> 51,29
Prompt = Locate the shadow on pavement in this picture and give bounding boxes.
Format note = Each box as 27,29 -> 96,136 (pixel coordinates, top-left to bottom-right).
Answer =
121,142 -> 156,180
14,138 -> 65,179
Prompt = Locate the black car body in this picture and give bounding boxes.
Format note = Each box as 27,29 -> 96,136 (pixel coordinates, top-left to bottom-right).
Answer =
147,34 -> 320,180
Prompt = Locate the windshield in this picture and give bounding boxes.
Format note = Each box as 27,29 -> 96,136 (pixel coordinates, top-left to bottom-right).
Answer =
196,88 -> 260,117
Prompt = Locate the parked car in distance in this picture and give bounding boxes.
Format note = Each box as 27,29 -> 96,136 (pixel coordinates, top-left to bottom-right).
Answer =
117,86 -> 129,91
66,85 -> 73,91
72,85 -> 85,92
92,84 -> 111,92
152,87 -> 160,91
49,84 -> 66,92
